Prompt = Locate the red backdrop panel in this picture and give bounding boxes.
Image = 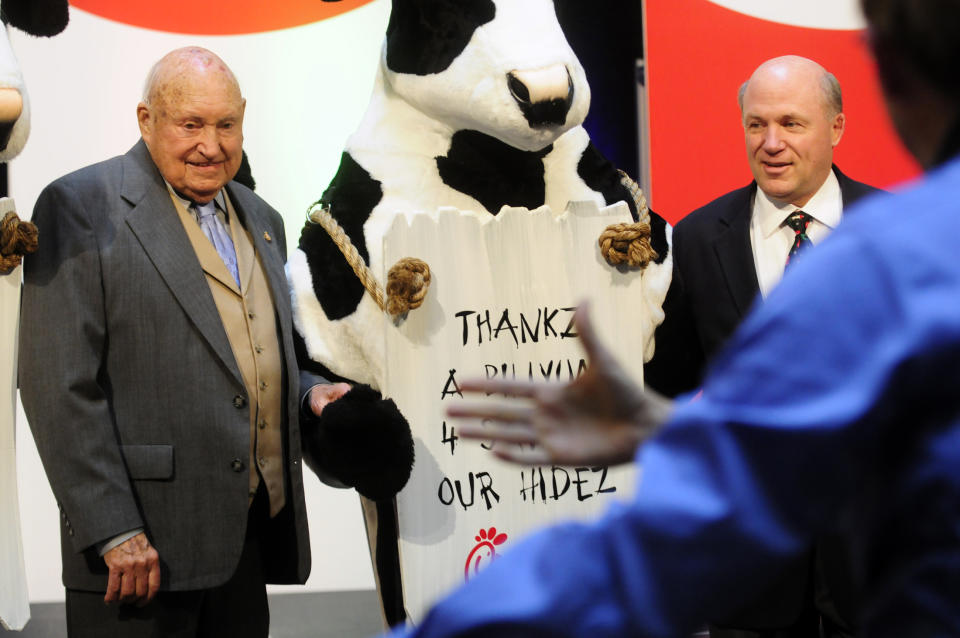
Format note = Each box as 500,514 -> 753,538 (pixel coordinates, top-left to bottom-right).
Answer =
644,0 -> 920,224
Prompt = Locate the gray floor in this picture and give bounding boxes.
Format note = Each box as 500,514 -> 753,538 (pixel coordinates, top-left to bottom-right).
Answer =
0,590 -> 385,638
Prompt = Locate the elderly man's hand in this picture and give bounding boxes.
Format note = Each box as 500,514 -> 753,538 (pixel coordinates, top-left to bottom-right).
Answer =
308,382 -> 352,417
103,532 -> 161,607
448,303 -> 673,467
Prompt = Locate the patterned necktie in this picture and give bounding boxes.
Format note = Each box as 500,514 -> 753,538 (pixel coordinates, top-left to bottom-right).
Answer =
195,200 -> 240,287
784,210 -> 814,268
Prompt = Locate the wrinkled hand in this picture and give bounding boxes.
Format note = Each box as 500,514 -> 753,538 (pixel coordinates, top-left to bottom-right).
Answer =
448,303 -> 673,466
308,382 -> 352,417
103,532 -> 161,606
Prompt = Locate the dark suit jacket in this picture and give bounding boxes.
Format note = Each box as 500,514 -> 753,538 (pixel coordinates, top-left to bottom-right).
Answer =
644,166 -> 881,630
646,166 -> 881,398
19,140 -> 314,592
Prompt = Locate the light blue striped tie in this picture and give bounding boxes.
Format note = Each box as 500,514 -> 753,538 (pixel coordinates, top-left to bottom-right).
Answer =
195,201 -> 240,287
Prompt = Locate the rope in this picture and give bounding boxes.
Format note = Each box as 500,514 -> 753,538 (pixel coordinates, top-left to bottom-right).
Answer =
386,257 -> 431,316
0,210 -> 38,274
597,172 -> 659,269
306,201 -> 431,317
617,169 -> 650,223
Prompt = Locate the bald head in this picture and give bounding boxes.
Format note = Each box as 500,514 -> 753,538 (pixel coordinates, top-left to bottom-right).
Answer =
142,47 -> 243,116
739,56 -> 842,120
738,55 -> 846,208
137,47 -> 246,203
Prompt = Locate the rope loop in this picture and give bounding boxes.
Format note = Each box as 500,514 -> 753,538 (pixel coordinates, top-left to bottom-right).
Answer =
0,210 -> 38,274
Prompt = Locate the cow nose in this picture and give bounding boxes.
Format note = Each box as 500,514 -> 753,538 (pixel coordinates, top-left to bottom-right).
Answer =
507,64 -> 574,129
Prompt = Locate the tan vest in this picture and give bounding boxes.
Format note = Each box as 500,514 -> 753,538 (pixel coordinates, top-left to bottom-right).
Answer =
170,189 -> 286,516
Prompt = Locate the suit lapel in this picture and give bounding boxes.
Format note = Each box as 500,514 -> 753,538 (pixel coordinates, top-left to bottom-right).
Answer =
227,184 -> 292,333
834,164 -> 881,210
711,183 -> 761,318
120,141 -> 244,386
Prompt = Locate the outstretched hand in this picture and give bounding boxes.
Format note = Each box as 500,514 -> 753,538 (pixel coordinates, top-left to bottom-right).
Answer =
447,303 -> 673,466
103,532 -> 161,607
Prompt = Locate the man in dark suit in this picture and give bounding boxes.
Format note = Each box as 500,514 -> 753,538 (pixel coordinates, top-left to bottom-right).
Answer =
18,47 -> 348,637
645,56 -> 881,638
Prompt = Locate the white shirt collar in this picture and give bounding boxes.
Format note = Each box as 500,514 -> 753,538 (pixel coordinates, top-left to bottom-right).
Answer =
754,169 -> 842,239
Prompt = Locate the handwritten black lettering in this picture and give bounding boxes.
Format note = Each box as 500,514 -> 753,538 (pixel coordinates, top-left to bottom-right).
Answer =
494,309 -> 519,347
476,472 -> 500,510
593,466 -> 616,495
550,466 -> 571,501
441,369 -> 463,400
560,306 -> 578,338
520,467 -> 547,503
573,467 -> 593,502
519,310 -> 541,344
441,421 -> 458,455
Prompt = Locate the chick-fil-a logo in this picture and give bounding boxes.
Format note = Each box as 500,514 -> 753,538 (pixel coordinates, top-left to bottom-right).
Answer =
464,527 -> 508,582
69,0 -> 377,35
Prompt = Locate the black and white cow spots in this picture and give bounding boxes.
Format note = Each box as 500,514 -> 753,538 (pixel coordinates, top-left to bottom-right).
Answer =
385,0 -> 496,75
290,0 -> 672,389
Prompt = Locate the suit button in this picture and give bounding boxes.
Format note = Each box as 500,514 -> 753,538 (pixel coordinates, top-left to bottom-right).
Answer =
233,395 -> 246,409
259,381 -> 268,391
258,420 -> 267,430
248,311 -> 256,320
231,458 -> 245,472
255,345 -> 263,354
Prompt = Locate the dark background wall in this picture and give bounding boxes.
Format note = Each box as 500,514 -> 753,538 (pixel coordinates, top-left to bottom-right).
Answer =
555,0 -> 644,180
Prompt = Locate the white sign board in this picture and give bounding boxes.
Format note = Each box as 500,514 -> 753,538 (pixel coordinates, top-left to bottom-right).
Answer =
383,201 -> 648,621
1,200 -> 30,630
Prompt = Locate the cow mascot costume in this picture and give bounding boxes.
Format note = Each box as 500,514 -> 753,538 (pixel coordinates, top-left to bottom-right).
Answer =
290,0 -> 671,626
0,0 -> 70,631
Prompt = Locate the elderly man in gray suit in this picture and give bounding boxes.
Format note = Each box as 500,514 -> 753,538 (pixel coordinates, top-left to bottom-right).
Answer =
18,47 -> 351,637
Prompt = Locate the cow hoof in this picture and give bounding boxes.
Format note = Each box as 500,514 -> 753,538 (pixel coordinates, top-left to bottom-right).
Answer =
386,257 -> 431,316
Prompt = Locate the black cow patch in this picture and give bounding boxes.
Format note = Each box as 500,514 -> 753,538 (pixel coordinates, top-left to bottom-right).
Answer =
298,152 -> 382,320
647,210 -> 669,265
578,141 -> 669,265
577,141 -> 637,220
437,129 -> 551,214
386,0 -> 496,75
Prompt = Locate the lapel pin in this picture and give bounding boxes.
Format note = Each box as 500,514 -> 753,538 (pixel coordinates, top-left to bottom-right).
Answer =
264,231 -> 272,242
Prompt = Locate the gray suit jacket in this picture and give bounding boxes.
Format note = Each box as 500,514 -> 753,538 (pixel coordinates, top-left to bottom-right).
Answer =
19,140 -> 312,591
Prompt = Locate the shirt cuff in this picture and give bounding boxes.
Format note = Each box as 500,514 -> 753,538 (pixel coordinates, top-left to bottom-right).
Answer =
301,383 -> 326,418
97,528 -> 144,556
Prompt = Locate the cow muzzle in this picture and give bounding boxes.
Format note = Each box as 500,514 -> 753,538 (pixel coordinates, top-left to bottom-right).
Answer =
507,64 -> 574,129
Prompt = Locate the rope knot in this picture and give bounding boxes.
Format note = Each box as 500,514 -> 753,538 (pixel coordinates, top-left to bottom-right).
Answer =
386,257 -> 431,316
598,222 -> 657,268
0,210 -> 38,274
308,201 -> 432,317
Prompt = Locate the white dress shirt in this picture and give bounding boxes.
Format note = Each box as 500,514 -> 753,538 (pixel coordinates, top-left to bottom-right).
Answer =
750,169 -> 843,298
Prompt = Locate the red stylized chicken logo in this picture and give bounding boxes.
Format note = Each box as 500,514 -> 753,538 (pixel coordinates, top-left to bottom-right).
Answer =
464,527 -> 508,582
